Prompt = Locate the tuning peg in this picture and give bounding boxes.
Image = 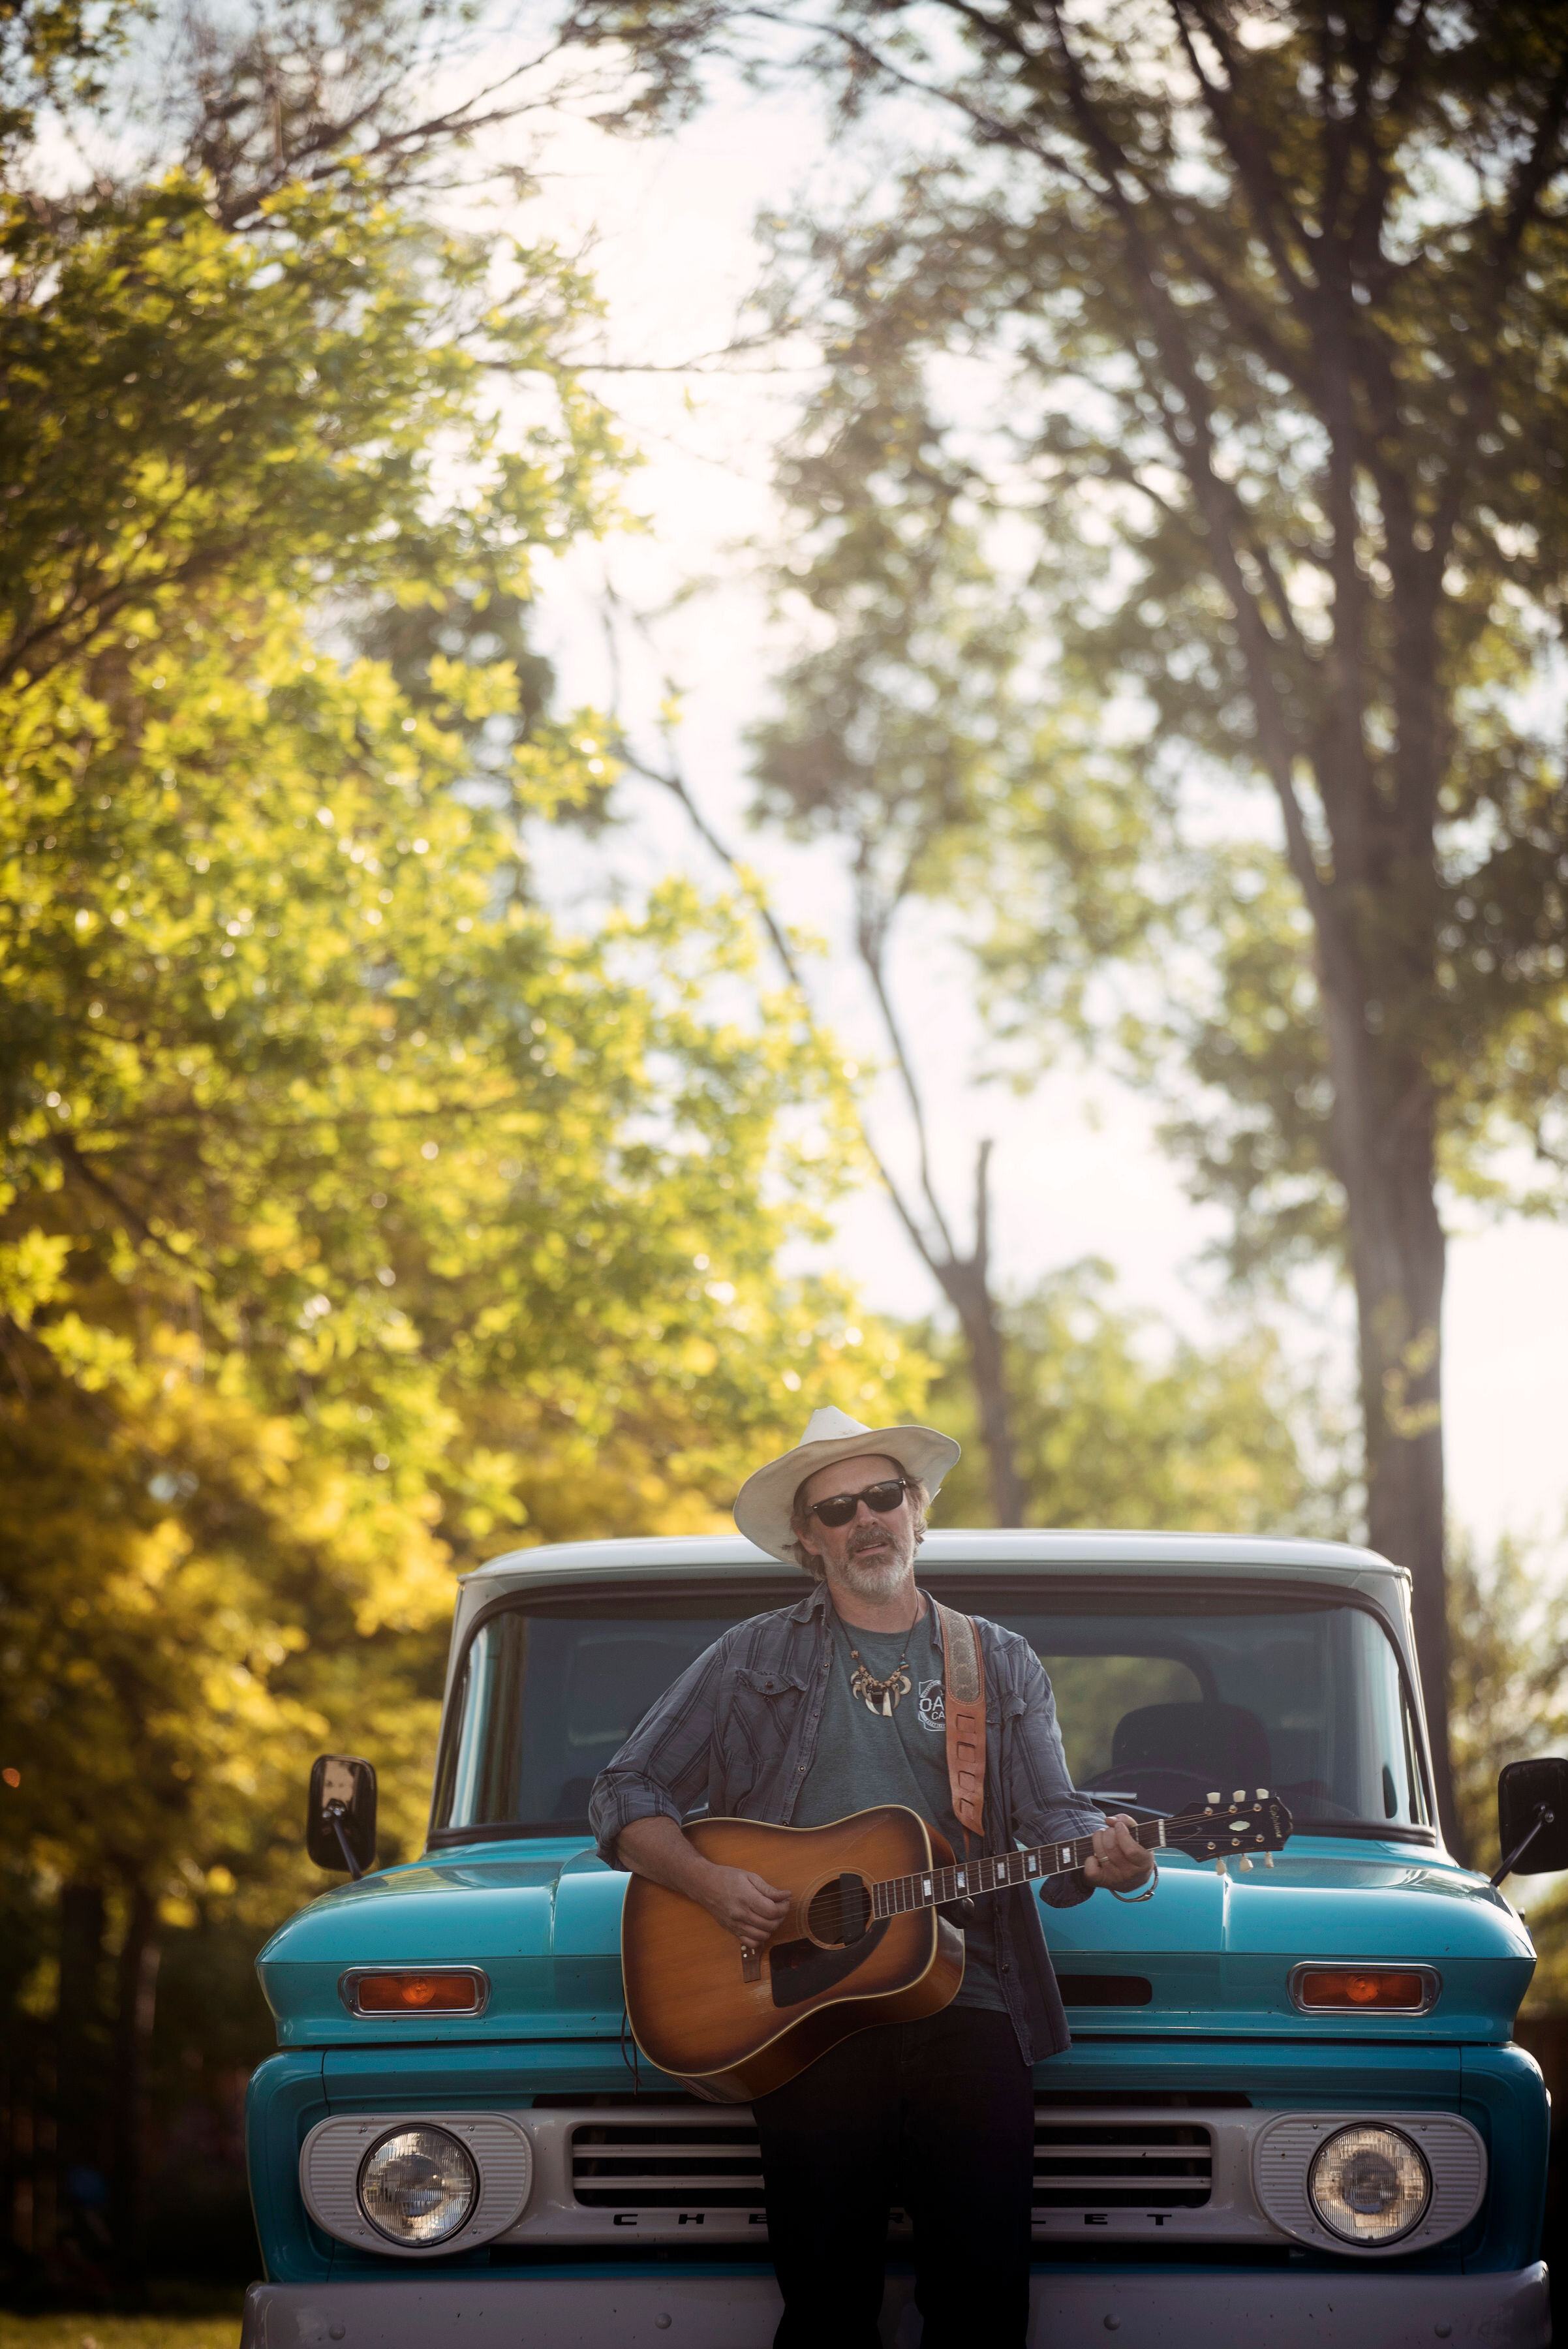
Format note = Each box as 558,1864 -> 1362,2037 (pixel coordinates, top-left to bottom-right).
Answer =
1238,1856 -> 1253,1871
1214,1858 -> 1227,1877
1264,1852 -> 1275,1869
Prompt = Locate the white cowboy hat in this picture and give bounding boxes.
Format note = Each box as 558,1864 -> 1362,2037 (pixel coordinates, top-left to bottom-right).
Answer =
733,1405 -> 962,1564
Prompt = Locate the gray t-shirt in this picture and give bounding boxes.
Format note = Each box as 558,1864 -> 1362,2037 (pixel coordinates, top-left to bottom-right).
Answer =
793,1604 -> 1006,2012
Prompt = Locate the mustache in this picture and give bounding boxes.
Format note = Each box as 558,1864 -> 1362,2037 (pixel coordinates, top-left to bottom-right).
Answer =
848,1526 -> 899,1556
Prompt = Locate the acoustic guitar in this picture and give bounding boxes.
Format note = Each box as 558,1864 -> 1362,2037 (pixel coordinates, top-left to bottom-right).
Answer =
622,1790 -> 1293,2101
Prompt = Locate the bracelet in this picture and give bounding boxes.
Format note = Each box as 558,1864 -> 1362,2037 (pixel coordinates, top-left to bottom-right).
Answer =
1110,1859 -> 1158,1903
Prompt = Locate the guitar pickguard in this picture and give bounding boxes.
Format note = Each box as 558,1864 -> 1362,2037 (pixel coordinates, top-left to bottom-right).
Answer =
769,1916 -> 890,2007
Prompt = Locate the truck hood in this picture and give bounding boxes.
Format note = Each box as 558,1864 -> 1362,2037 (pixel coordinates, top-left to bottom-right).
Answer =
1041,1836 -> 1534,2040
256,1834 -> 1535,2049
257,1840 -> 628,2047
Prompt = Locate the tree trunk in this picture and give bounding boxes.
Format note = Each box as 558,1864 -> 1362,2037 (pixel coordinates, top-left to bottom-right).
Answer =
936,1256 -> 1028,1527
111,1882 -> 159,2276
55,1881 -> 109,2258
1317,945 -> 1459,1851
1347,1136 -> 1454,1850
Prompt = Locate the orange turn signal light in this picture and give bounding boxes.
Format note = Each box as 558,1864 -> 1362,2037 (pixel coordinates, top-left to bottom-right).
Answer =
345,1969 -> 487,2015
1291,1966 -> 1434,2012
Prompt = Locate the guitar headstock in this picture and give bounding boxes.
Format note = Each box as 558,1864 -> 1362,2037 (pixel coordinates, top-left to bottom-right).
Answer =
1165,1789 -> 1293,1860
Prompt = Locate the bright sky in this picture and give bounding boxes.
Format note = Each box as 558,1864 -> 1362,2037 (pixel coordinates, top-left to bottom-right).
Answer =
500,67 -> 1568,1560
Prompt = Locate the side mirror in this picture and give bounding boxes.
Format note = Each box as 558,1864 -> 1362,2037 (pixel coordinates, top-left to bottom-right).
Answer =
1492,1757 -> 1568,1886
307,1755 -> 378,1880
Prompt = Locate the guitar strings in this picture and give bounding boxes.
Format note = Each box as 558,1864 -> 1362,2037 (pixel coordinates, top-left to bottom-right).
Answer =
796,1806 -> 1276,1941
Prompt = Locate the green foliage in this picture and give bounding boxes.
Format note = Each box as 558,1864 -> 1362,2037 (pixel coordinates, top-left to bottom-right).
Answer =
1449,1533 -> 1568,2011
921,1259 -> 1347,1539
0,13 -> 940,2278
743,265 -> 1161,1523
0,519 -> 911,1928
1152,850 -> 1340,1288
0,170 -> 615,698
0,0 -> 133,150
739,29 -> 1568,1249
750,290 -> 1153,1038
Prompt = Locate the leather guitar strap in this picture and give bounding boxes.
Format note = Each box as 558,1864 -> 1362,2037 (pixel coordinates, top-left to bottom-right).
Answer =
933,1600 -> 985,1840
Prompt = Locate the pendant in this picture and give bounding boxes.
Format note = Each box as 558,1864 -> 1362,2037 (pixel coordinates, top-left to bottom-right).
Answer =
850,1664 -> 912,1715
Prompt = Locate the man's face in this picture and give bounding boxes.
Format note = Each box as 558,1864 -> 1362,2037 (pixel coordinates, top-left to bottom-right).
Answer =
795,1452 -> 918,1605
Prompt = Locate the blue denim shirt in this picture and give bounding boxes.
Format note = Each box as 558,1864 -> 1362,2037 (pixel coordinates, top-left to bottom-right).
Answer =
589,1580 -> 1109,2066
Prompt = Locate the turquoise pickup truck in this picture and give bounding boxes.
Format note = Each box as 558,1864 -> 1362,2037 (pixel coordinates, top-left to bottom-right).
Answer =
239,1531 -> 1556,2347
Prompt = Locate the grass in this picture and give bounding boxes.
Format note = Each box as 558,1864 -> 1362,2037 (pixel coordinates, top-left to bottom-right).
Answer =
0,2317 -> 242,2349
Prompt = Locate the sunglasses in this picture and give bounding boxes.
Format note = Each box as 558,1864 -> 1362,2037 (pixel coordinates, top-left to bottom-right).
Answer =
801,1476 -> 912,1529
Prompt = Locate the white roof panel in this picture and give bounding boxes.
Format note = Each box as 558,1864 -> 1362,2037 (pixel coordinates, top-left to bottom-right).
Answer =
461,1526 -> 1398,1590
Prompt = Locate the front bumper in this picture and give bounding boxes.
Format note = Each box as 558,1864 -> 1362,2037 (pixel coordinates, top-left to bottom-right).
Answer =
241,2262 -> 1550,2347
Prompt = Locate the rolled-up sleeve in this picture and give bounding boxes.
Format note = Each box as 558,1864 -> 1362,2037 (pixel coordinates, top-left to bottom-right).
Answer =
1001,1643 -> 1109,1909
588,1635 -> 730,1868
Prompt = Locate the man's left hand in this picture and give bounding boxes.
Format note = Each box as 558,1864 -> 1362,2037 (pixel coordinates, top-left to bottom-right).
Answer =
1083,1813 -> 1154,1892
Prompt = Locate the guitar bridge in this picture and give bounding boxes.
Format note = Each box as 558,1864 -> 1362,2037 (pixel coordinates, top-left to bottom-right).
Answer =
769,1918 -> 889,2008
741,1944 -> 761,1984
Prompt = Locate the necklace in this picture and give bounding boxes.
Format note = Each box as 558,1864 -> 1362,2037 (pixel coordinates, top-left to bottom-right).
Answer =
842,1603 -> 922,1717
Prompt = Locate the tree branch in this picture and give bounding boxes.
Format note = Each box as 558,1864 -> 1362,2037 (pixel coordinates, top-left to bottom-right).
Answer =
1423,29 -> 1568,573
1167,0 -> 1321,316
738,4 -> 1100,196
850,842 -> 961,1264
1041,0 -> 1330,932
52,1134 -> 210,1280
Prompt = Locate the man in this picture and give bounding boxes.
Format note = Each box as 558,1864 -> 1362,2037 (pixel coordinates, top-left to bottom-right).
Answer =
589,1406 -> 1154,2349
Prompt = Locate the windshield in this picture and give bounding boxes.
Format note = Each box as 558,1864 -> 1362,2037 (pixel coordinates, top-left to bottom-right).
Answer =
429,1584 -> 1432,1842
1002,1599 -> 1430,1832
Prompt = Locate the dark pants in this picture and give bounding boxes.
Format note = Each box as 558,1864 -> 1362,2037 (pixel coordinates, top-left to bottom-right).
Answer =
752,2006 -> 1035,2349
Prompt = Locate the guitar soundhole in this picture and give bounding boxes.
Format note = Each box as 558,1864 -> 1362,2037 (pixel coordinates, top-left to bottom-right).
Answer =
806,1873 -> 872,1947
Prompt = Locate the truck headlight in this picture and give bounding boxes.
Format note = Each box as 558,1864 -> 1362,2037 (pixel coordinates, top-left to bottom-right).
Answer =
1308,2125 -> 1430,2245
358,2125 -> 478,2246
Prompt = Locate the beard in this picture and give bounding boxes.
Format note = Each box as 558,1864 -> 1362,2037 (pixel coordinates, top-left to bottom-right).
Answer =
831,1521 -> 915,1602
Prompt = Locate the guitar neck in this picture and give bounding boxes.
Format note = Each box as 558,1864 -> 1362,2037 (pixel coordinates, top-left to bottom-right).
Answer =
870,1815 -> 1165,1920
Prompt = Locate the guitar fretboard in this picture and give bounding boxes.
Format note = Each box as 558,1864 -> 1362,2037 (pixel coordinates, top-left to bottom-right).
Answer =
869,1816 -> 1167,1919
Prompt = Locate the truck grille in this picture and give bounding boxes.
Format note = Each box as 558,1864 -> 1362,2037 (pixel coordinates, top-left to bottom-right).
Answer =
572,2121 -> 764,2209
568,2115 -> 1212,2217
1032,2121 -> 1212,2209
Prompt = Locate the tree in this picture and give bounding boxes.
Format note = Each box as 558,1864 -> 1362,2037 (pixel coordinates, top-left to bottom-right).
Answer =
0,3 -> 925,2278
1447,1533 -> 1568,2008
923,1255 -> 1349,1537
564,0 -> 1568,1845
746,344 -> 1150,1524
600,365 -> 1150,1525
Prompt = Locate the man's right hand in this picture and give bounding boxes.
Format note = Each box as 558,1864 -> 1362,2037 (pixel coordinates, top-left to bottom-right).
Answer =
616,1813 -> 792,1948
696,1863 -> 792,1948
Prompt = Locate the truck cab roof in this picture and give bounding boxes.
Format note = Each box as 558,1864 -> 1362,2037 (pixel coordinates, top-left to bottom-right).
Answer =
452,1529 -> 1415,1696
